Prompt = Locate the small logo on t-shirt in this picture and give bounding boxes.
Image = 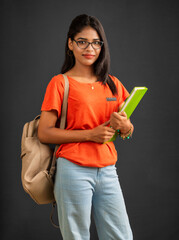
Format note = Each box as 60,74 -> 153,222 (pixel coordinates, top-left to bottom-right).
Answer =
106,97 -> 117,101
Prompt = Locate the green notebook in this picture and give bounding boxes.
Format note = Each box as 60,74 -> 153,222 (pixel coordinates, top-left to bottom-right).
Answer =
108,87 -> 148,142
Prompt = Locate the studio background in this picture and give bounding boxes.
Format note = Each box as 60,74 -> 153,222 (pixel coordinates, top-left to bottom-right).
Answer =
1,0 -> 179,239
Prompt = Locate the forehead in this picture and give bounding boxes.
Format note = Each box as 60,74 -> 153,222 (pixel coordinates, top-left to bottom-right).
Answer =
75,26 -> 100,40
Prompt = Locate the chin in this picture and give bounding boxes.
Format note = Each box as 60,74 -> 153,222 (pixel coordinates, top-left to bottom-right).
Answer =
82,59 -> 98,66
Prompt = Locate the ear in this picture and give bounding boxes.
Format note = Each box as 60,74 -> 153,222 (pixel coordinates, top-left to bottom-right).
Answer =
68,38 -> 73,51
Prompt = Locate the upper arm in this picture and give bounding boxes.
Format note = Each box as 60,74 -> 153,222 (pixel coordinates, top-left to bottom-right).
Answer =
41,75 -> 64,118
38,110 -> 58,140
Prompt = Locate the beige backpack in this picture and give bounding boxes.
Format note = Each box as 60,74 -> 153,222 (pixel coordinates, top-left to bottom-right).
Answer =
21,74 -> 69,205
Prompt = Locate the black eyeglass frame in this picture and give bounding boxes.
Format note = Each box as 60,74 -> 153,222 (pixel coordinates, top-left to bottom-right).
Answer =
72,39 -> 104,49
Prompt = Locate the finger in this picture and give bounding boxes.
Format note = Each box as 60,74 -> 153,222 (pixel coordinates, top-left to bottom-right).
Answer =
119,111 -> 127,118
108,127 -> 116,133
105,132 -> 115,139
111,112 -> 122,120
106,132 -> 116,140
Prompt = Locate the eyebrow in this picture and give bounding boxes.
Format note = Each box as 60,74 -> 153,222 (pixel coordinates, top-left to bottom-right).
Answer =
76,37 -> 101,41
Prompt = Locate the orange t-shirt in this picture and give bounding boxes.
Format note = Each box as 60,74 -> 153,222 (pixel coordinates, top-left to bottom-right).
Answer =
41,74 -> 129,167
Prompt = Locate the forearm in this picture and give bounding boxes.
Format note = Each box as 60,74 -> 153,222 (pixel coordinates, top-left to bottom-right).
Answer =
38,127 -> 92,145
38,111 -> 115,145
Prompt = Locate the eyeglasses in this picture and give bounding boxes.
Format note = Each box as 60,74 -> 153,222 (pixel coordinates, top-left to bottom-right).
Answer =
73,39 -> 103,49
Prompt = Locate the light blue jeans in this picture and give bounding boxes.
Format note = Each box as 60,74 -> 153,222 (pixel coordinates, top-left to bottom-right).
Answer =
54,157 -> 133,240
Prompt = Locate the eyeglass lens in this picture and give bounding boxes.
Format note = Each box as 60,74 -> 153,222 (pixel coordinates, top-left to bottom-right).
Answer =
75,40 -> 103,49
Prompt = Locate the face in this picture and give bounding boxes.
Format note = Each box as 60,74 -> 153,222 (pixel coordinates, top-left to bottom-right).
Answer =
68,26 -> 102,68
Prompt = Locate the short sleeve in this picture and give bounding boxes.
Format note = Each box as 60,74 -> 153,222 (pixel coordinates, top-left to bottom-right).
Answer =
110,75 -> 129,106
41,75 -> 65,118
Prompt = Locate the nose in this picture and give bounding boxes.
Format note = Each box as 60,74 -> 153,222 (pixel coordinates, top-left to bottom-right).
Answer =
86,43 -> 94,50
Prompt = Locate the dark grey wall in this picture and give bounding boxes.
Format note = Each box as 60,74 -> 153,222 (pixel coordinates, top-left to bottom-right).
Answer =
1,0 -> 179,239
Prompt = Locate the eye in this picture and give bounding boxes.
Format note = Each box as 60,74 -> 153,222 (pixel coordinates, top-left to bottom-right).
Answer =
78,41 -> 87,45
93,41 -> 101,45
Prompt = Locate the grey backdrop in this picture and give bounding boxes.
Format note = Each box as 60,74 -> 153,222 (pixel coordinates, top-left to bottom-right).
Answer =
1,0 -> 179,239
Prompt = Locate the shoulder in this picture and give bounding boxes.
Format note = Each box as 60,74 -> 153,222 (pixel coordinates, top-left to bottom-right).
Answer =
44,74 -> 66,97
48,74 -> 65,88
109,74 -> 129,99
45,74 -> 66,95
109,74 -> 125,88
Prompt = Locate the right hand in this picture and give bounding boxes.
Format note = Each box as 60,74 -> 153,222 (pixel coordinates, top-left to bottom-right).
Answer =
89,121 -> 116,143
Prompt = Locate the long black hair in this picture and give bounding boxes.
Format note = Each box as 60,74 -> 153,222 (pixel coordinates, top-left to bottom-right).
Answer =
61,14 -> 117,95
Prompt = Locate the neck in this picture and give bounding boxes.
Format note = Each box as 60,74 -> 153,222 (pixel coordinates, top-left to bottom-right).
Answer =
69,64 -> 95,79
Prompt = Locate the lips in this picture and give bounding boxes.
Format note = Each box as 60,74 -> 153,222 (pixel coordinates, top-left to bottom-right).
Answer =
82,54 -> 95,59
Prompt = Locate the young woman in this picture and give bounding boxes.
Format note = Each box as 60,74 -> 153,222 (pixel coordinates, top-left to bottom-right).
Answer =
38,14 -> 134,240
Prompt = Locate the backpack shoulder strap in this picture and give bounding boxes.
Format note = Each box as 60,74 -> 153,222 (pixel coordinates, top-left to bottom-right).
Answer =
50,74 -> 69,176
49,74 -> 69,228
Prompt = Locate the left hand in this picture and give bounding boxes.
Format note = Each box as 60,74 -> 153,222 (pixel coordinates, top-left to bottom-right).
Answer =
110,112 -> 132,134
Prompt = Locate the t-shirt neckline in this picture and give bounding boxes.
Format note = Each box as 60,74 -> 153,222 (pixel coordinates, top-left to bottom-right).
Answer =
66,75 -> 99,85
